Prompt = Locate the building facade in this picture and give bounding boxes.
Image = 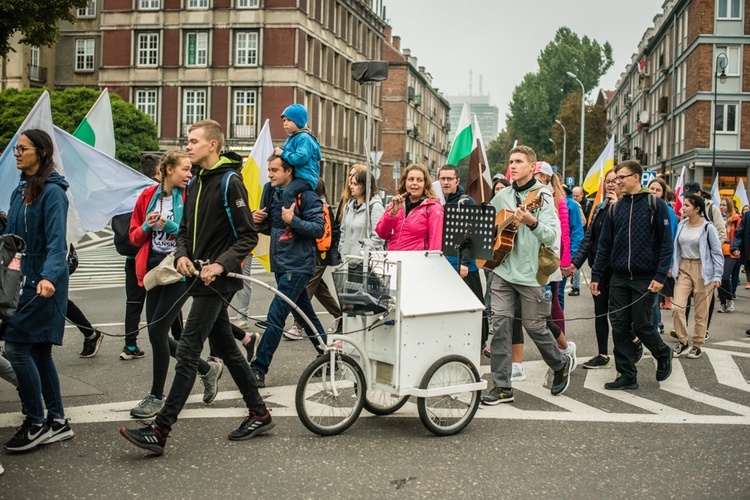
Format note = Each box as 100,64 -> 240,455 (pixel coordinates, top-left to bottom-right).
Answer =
445,93 -> 498,145
606,0 -> 750,198
0,34 -> 57,91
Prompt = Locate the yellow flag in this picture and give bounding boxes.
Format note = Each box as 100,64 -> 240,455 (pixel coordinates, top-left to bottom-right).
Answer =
582,137 -> 615,196
241,119 -> 274,272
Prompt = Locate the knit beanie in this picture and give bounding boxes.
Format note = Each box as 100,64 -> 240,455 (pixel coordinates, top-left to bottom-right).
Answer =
281,104 -> 308,129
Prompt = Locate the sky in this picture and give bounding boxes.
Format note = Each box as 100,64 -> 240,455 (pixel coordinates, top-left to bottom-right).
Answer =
384,0 -> 664,130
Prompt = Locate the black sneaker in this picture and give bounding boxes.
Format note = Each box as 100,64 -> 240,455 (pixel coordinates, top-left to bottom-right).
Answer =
244,332 -> 261,363
604,377 -> 638,390
686,346 -> 702,359
746,329 -> 750,337
228,410 -> 275,440
4,420 -> 51,452
673,341 -> 690,357
120,345 -> 146,360
480,387 -> 514,405
582,354 -> 611,369
80,330 -> 103,358
705,330 -> 709,341
251,368 -> 266,388
120,422 -> 167,455
568,288 -> 580,297
634,340 -> 644,363
44,417 -> 74,444
551,354 -> 573,396
656,352 -> 673,382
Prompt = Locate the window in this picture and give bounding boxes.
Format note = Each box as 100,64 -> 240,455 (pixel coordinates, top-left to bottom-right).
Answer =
75,39 -> 95,71
77,0 -> 96,18
135,90 -> 158,124
715,103 -> 737,132
185,32 -> 208,67
717,0 -> 741,19
236,0 -> 259,7
139,0 -> 160,9
187,0 -> 209,8
137,33 -> 159,67
183,89 -> 207,130
233,90 -> 256,138
235,32 -> 258,66
716,46 -> 741,75
30,46 -> 39,69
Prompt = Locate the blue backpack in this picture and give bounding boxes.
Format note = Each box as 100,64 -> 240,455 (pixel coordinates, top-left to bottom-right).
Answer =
187,171 -> 239,239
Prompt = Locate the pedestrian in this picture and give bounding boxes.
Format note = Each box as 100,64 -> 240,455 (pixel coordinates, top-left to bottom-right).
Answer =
671,194 -> 723,359
741,205 -> 750,289
339,169 -> 385,259
481,145 -> 572,405
3,129 -> 74,451
375,163 -> 444,251
565,186 -> 586,297
120,119 -> 271,455
249,155 -> 327,388
717,197 -> 740,312
127,150 -> 226,419
648,178 -> 678,332
573,185 -> 592,222
590,160 -> 674,390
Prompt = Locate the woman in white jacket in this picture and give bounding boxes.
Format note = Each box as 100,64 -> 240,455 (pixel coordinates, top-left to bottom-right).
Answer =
671,194 -> 724,359
338,170 -> 385,258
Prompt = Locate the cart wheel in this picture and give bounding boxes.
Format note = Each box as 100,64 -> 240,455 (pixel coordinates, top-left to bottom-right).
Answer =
295,353 -> 366,436
416,355 -> 481,436
364,390 -> 409,416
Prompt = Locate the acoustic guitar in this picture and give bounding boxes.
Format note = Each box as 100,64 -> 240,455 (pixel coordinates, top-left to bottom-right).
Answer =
476,194 -> 546,271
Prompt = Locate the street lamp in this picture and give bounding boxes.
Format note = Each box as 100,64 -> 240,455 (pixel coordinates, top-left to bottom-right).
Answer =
567,72 -> 585,187
548,138 -> 556,157
712,52 -> 728,182
554,119 -> 567,181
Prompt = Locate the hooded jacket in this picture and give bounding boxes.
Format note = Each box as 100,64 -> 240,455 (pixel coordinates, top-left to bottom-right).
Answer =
280,104 -> 321,191
731,211 -> 750,261
175,153 -> 258,295
672,219 -> 723,286
376,197 -> 444,251
338,194 -> 385,258
1,171 -> 69,344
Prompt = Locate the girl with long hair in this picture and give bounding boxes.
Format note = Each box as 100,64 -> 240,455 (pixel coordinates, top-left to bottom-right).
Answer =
718,197 -> 741,312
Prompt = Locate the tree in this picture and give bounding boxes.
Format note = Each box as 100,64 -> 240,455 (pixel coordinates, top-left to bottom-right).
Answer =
0,88 -> 159,169
505,27 -> 613,157
0,0 -> 89,58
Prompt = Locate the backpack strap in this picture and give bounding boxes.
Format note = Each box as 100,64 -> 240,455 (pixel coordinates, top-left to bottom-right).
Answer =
221,171 -> 239,239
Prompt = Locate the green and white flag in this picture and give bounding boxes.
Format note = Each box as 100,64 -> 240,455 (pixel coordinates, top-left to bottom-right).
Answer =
73,88 -> 116,158
447,102 -> 472,165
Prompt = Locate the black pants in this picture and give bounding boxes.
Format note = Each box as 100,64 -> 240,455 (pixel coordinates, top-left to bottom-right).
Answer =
719,256 -> 739,303
593,269 -> 612,355
67,300 -> 95,337
463,270 -> 489,348
609,275 -> 671,381
155,293 -> 265,435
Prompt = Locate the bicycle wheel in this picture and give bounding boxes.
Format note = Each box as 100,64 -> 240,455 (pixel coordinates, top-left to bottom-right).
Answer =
416,355 -> 481,436
295,353 -> 366,436
363,390 -> 409,416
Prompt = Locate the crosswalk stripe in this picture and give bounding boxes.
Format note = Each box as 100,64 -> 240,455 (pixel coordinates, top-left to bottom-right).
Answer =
703,348 -> 750,394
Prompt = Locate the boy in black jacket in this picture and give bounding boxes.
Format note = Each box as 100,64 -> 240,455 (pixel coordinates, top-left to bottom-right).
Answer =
120,120 -> 272,455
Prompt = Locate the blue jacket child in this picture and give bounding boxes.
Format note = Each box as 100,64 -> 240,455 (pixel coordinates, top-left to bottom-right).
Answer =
279,104 -> 321,212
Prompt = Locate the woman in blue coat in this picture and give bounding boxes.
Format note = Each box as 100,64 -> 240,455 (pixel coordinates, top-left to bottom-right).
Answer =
2,129 -> 73,452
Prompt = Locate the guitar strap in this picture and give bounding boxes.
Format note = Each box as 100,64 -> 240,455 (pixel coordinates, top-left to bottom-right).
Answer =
515,188 -> 543,209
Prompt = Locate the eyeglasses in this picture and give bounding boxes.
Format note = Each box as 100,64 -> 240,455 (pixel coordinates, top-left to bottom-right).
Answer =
438,177 -> 456,182
604,179 -> 617,185
615,173 -> 637,182
13,145 -> 35,155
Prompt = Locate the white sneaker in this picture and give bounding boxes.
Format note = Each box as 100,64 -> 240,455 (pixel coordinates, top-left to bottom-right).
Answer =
233,318 -> 249,330
564,341 -> 578,372
282,325 -> 305,341
511,363 -> 526,381
726,300 -> 735,312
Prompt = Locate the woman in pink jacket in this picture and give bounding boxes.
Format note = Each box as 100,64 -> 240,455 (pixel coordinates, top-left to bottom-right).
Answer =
376,163 -> 443,251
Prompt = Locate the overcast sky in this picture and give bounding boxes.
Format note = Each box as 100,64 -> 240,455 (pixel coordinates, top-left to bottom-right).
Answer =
385,0 -> 663,130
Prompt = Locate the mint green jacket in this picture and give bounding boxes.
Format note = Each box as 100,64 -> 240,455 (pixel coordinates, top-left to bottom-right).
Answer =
490,180 -> 560,287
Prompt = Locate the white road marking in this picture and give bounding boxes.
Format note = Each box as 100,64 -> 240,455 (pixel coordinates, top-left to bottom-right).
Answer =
703,347 -> 750,393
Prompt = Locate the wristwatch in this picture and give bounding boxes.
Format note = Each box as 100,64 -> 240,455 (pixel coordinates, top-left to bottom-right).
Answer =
528,221 -> 539,231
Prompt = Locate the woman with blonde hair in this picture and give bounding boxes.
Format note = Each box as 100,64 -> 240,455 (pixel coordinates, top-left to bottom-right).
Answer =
718,197 -> 741,312
375,163 -> 443,250
336,164 -> 367,223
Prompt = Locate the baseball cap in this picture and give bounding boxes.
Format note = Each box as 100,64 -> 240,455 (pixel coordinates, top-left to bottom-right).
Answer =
683,181 -> 703,196
534,162 -> 554,177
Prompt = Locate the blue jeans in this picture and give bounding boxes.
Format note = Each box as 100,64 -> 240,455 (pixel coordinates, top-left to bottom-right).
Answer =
4,342 -> 64,425
558,278 -> 567,309
572,269 -> 581,289
251,272 -> 326,375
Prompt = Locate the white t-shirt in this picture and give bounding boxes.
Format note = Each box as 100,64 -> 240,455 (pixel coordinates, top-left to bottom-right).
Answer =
151,195 -> 176,254
679,224 -> 703,260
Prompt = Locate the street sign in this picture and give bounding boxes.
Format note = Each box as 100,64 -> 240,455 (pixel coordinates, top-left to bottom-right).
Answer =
566,177 -> 575,187
369,151 -> 383,166
641,170 -> 657,186
392,161 -> 401,180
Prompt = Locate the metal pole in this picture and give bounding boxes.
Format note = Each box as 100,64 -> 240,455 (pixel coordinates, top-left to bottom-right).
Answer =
363,83 -> 374,274
567,72 -> 585,186
712,53 -> 727,182
555,119 -> 566,182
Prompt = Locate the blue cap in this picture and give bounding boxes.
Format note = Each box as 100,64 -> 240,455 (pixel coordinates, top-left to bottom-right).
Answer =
281,104 -> 308,129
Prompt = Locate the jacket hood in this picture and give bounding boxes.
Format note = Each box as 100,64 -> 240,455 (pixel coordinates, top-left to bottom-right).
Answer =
564,186 -> 573,197
281,104 -> 308,129
204,154 -> 242,176
21,170 -> 69,190
444,184 -> 467,204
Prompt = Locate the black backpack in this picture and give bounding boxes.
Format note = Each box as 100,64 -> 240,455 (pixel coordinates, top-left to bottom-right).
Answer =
111,212 -> 140,257
0,234 -> 26,321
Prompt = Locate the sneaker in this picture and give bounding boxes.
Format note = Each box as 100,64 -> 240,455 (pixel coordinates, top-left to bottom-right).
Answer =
282,325 -> 305,341
200,360 -> 224,404
80,330 -> 103,358
656,352 -> 673,382
511,363 -> 526,382
604,377 -> 639,390
726,300 -> 735,312
746,329 -> 750,337
705,330 -> 709,341
251,368 -> 266,388
717,303 -> 727,313
278,226 -> 294,242
228,409 -> 275,440
687,346 -> 702,359
745,283 -> 750,290
482,346 -> 491,359
568,288 -> 580,297
481,387 -> 514,405
634,340 -> 644,363
669,329 -> 677,339
120,345 -> 146,360
583,354 -> 611,369
120,422 -> 167,455
564,341 -> 578,372
659,321 -> 665,334
130,394 -> 165,419
44,417 -> 74,444
4,421 -> 51,452
234,319 -> 249,330
673,341 -> 690,357
243,332 -> 261,363
551,354 -> 573,396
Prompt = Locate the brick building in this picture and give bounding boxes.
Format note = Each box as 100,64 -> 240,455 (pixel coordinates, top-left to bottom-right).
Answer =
606,0 -> 750,198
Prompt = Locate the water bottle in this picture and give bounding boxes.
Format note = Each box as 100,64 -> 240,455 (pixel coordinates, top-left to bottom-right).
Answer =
541,285 -> 552,303
7,253 -> 21,271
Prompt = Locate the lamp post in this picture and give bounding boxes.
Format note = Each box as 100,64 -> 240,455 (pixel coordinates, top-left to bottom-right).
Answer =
554,119 -> 567,181
567,72 -> 585,187
712,52 -> 728,182
548,138 -> 556,157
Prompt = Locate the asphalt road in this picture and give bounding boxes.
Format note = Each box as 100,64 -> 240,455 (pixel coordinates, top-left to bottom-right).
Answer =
0,245 -> 749,498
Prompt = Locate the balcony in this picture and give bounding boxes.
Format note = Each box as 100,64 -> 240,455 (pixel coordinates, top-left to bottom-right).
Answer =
28,65 -> 47,85
232,123 -> 256,139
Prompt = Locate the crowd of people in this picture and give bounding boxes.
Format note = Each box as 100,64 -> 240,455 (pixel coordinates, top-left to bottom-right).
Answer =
0,107 -> 748,468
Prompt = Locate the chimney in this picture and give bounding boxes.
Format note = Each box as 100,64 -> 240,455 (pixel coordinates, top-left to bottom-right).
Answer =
419,66 -> 425,74
392,36 -> 400,51
384,25 -> 392,43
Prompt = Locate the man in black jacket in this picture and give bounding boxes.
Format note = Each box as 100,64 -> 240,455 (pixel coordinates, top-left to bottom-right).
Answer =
590,160 -> 673,390
120,120 -> 272,455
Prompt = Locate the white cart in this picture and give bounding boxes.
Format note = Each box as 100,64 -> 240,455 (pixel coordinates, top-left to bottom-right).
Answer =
294,250 -> 488,436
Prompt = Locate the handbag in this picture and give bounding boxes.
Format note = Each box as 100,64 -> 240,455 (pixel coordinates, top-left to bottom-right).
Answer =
67,244 -> 79,276
0,234 -> 26,321
536,244 -> 561,286
143,253 -> 182,291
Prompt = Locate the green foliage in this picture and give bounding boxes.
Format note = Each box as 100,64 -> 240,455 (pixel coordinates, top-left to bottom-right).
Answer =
0,0 -> 88,58
486,127 -> 516,175
0,87 -> 159,169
